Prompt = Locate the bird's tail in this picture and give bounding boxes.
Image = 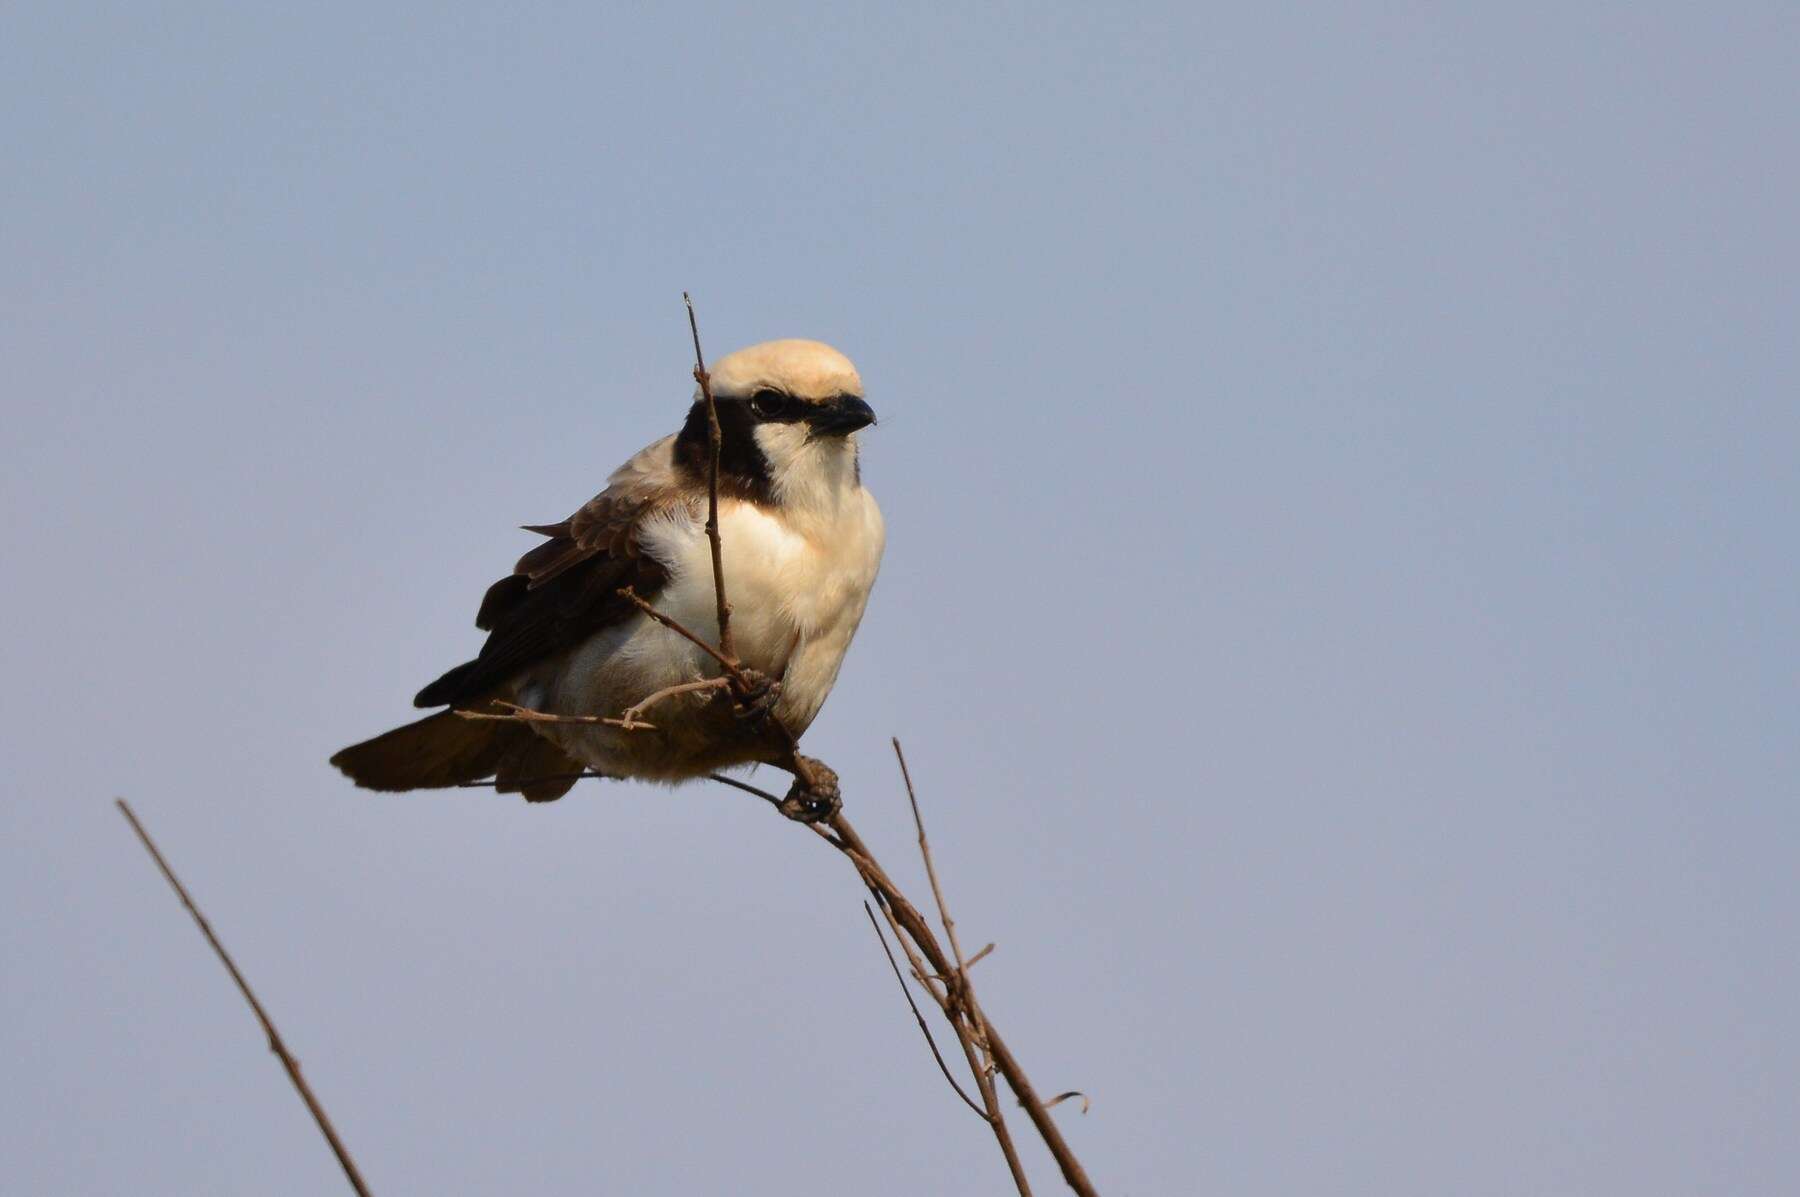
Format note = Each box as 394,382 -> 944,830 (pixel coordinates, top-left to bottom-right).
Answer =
329,709 -> 584,802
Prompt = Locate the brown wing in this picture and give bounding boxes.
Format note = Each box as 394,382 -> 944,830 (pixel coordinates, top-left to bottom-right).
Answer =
413,442 -> 685,709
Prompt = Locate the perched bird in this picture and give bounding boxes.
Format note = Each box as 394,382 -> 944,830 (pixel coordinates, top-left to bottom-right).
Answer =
330,338 -> 883,805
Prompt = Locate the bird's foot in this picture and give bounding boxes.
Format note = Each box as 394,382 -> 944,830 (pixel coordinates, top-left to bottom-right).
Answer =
778,756 -> 842,824
727,669 -> 783,728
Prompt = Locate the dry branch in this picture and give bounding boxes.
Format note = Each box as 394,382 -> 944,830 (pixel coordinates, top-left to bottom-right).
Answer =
895,738 -> 991,1059
114,800 -> 373,1197
684,292 -> 736,664
454,700 -> 612,725
887,738 -> 1031,1188
618,586 -> 747,683
675,296 -> 1095,1194
612,676 -> 732,729
862,901 -> 988,1118
486,298 -> 1099,1192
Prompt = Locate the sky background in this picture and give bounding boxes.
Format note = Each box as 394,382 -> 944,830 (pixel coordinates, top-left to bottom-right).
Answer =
3,4 -> 1796,1194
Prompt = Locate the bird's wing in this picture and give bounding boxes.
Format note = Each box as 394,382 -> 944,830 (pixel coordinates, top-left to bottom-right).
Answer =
413,436 -> 691,708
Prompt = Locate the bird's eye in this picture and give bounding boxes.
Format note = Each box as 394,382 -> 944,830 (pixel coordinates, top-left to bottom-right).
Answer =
749,389 -> 790,419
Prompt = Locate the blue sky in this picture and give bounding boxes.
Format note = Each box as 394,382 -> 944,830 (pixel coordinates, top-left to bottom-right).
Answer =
3,4 -> 1796,1193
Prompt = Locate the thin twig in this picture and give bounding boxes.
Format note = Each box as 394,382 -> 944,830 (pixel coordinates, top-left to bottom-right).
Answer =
453,735 -> 1096,1193
831,826 -> 1028,1192
675,301 -> 1093,1192
894,738 -> 990,1056
684,292 -> 736,663
983,1018 -> 1096,1195
703,765 -> 1097,1194
887,742 -> 1032,1193
114,800 -> 373,1197
862,902 -> 987,1119
676,297 -> 821,793
454,700 -> 619,727
617,587 -> 746,682
782,802 -> 1032,1192
703,772 -> 783,811
867,884 -> 951,1007
612,676 -> 732,730
827,811 -> 1096,1197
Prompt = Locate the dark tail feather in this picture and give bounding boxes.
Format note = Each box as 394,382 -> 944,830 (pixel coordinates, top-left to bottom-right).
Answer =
414,660 -> 479,708
493,732 -> 584,802
330,710 -> 579,799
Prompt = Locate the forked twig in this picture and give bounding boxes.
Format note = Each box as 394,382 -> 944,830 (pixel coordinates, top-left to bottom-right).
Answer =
617,586 -> 747,683
114,800 -> 373,1197
886,740 -> 1032,1192
447,723 -> 1096,1191
862,902 -> 987,1118
820,807 -> 1095,1195
610,676 -> 731,730
677,298 -> 1094,1193
455,700 -> 617,727
894,738 -> 991,1056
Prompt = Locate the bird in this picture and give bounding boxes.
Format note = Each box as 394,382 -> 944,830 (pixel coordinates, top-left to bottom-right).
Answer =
330,338 -> 884,809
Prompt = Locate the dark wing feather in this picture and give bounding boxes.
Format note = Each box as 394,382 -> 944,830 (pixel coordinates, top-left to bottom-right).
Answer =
414,470 -> 682,709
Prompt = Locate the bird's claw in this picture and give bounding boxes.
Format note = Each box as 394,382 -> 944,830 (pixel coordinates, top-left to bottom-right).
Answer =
728,669 -> 782,727
779,756 -> 841,824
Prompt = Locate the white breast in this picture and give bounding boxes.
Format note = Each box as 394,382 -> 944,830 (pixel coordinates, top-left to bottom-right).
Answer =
645,491 -> 886,731
534,486 -> 884,779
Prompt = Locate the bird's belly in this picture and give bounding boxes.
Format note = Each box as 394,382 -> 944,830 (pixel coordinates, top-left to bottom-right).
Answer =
524,495 -> 883,781
525,609 -> 766,781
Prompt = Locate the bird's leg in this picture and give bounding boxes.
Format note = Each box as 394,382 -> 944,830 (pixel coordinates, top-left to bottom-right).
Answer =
779,754 -> 841,824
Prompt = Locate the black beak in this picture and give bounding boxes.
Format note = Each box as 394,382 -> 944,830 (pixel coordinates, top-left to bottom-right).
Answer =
808,395 -> 877,436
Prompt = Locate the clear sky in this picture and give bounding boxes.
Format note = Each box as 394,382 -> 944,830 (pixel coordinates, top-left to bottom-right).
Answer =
3,4 -> 1796,1194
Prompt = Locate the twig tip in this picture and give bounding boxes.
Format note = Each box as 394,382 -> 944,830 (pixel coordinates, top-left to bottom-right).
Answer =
1043,1090 -> 1092,1116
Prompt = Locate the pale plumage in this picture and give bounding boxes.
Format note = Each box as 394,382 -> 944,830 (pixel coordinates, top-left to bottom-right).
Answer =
522,435 -> 883,780
331,339 -> 883,800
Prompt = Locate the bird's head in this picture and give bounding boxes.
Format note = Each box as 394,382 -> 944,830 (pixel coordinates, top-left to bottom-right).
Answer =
678,339 -> 877,507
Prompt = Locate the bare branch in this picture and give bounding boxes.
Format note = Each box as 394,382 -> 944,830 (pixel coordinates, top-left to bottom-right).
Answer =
837,833 -> 1028,1191
983,1021 -> 1097,1195
457,672 -> 728,737
617,587 -> 746,682
454,700 -> 621,727
673,298 -> 825,797
684,292 -> 736,664
611,676 -> 732,730
826,812 -> 1096,1195
673,301 -> 1096,1192
703,772 -> 783,811
114,800 -> 374,1197
862,902 -> 987,1119
894,738 -> 989,1055
867,886 -> 951,1009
